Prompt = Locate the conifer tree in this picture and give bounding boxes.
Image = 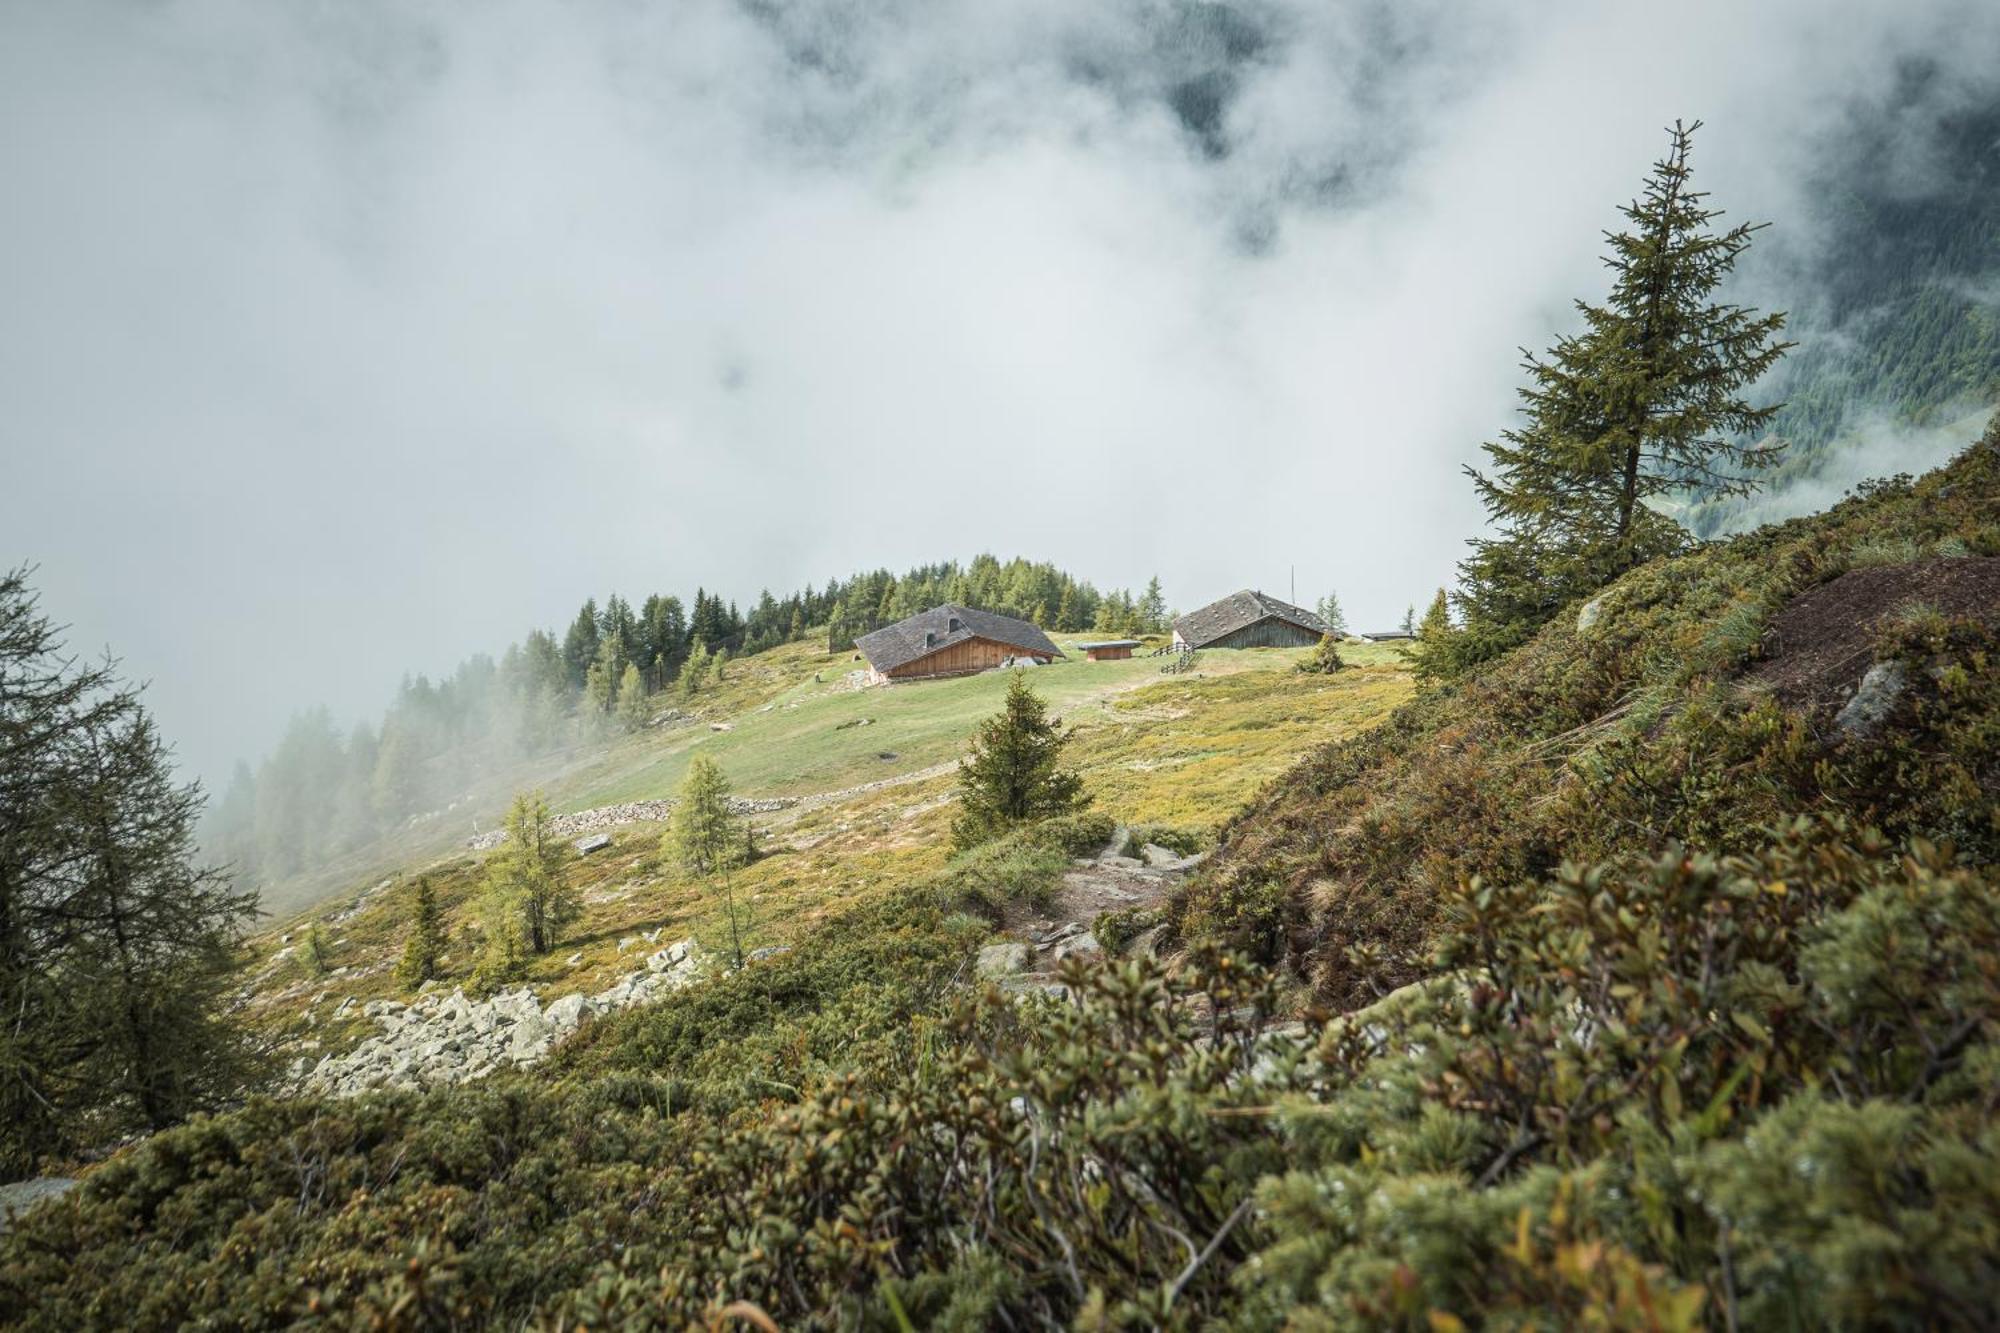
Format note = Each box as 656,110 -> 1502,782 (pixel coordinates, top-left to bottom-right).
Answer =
562,599 -> 601,689
667,756 -> 746,967
584,630 -> 627,717
302,923 -> 330,976
1,572 -> 259,1170
615,662 -> 648,730
478,792 -> 577,973
1315,592 -> 1348,636
1405,589 -> 1460,687
395,876 -> 445,990
952,673 -> 1089,850
1299,633 -> 1345,675
1456,121 -> 1792,666
680,640 -> 710,700
1055,585 -> 1080,633
1139,577 -> 1167,634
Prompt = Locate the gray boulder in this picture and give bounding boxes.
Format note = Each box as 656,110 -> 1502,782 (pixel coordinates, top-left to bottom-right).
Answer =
0,1178 -> 77,1235
976,941 -> 1031,978
1835,660 -> 1909,739
1053,932 -> 1101,963
545,992 -> 590,1030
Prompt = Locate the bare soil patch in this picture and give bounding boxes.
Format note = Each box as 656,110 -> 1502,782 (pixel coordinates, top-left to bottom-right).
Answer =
1750,556 -> 2000,716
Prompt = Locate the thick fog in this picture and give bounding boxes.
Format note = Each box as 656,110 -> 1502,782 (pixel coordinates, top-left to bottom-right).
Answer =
3,0 -> 1996,783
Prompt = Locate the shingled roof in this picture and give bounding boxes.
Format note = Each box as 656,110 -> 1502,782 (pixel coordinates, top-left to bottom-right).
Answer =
854,604 -> 1064,674
1172,589 -> 1330,649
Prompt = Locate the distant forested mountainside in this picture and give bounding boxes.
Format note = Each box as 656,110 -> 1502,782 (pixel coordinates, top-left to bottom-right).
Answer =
201,555 -> 1142,895
1695,90 -> 2000,532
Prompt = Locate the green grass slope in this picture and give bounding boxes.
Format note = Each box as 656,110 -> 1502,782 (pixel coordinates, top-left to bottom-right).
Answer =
254,634 -> 1410,919
232,638 -> 1410,1066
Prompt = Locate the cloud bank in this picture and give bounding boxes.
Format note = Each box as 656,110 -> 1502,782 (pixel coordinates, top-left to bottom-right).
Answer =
3,0 -> 1997,782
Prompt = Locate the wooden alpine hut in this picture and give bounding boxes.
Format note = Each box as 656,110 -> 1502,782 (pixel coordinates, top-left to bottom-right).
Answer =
1171,590 -> 1330,651
1076,639 -> 1141,662
854,605 -> 1064,684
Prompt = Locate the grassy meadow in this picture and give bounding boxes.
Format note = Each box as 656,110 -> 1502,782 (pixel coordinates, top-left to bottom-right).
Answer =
239,633 -> 1413,1056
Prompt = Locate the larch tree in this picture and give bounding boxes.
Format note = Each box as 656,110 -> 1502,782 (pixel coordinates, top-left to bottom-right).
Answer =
476,792 -> 577,986
952,672 -> 1089,850
1456,121 -> 1791,667
0,567 -> 259,1171
615,662 -> 648,731
1315,592 -> 1348,636
667,755 -> 746,968
679,641 -> 710,700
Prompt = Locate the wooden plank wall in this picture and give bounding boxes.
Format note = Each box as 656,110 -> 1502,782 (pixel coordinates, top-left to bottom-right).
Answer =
886,636 -> 1048,680
1205,618 -> 1322,650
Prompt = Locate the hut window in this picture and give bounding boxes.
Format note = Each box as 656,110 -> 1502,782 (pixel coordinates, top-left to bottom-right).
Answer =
948,616 -> 962,633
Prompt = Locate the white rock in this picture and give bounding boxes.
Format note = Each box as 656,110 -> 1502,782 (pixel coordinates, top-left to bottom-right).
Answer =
976,942 -> 1032,978
545,993 -> 590,1029
1053,932 -> 1102,963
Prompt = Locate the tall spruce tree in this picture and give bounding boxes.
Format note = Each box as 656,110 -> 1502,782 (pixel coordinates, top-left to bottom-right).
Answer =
1139,577 -> 1167,635
0,568 -> 259,1171
1315,592 -> 1348,636
1455,121 -> 1792,667
562,599 -> 601,689
667,755 -> 746,967
395,876 -> 446,990
952,673 -> 1089,850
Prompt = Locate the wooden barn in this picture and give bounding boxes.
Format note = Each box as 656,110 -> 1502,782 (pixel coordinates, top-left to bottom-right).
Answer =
1077,639 -> 1140,662
1171,590 -> 1331,651
854,605 -> 1064,684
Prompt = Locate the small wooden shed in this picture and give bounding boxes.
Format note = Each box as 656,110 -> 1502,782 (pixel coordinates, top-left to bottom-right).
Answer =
1171,590 -> 1331,651
1077,639 -> 1141,662
853,605 -> 1064,683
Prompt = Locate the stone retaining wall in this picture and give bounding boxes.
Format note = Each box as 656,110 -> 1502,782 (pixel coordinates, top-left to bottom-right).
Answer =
466,795 -> 795,851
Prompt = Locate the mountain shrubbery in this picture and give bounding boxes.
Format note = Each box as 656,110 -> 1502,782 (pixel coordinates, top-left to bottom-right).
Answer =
1179,424 -> 2000,1009
4,817 -> 1992,1328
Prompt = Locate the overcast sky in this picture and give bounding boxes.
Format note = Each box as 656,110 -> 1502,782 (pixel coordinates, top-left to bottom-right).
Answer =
4,0 -> 1996,785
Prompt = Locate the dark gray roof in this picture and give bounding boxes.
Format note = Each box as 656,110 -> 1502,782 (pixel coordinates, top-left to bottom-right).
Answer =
854,604 -> 1064,673
1172,589 -> 1330,649
1361,629 -> 1416,641
1075,639 -> 1142,650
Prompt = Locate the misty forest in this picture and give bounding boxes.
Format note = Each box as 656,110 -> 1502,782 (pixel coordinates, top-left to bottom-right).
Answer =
3,3 -> 1999,1330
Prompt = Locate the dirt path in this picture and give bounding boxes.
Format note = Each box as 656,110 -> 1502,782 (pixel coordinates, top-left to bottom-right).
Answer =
980,830 -> 1203,990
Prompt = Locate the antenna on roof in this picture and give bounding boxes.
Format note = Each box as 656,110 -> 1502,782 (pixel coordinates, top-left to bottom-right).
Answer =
1290,565 -> 1295,604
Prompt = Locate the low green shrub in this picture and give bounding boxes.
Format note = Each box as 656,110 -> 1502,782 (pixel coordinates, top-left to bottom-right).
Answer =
1092,904 -> 1163,954
7,823 -> 1992,1330
1124,822 -> 1208,857
934,811 -> 1116,920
